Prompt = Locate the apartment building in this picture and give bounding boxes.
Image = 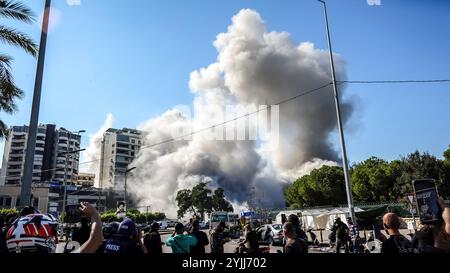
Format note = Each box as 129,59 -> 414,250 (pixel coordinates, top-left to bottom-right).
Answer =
98,128 -> 142,189
0,125 -> 82,186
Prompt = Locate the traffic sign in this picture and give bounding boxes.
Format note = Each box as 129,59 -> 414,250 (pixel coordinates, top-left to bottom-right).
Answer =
241,211 -> 255,217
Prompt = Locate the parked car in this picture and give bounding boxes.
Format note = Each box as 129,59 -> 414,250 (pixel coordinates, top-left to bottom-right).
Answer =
157,220 -> 169,230
199,221 -> 209,229
166,219 -> 178,228
256,224 -> 284,246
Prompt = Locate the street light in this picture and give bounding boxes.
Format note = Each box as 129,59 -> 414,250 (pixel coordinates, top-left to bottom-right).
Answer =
317,0 -> 356,222
124,167 -> 136,211
20,0 -> 52,207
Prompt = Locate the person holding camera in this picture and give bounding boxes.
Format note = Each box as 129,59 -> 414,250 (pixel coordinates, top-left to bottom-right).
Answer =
166,223 -> 197,253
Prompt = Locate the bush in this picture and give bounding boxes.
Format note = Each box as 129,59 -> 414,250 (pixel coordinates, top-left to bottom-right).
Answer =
0,208 -> 18,219
100,210 -> 166,224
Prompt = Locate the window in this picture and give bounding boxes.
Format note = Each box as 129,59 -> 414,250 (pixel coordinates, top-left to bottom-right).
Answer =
117,149 -> 128,155
116,156 -> 127,162
117,143 -> 129,149
0,196 -> 12,209
117,135 -> 130,143
131,139 -> 135,144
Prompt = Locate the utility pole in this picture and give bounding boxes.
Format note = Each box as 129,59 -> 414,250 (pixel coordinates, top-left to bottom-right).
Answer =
124,167 -> 136,210
318,0 -> 356,222
59,147 -> 85,239
20,0 -> 52,207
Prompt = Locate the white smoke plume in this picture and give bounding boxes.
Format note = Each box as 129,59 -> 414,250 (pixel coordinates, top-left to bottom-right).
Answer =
125,9 -> 354,217
81,113 -> 114,186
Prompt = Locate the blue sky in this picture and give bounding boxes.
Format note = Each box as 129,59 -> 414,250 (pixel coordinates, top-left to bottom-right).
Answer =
1,0 -> 449,165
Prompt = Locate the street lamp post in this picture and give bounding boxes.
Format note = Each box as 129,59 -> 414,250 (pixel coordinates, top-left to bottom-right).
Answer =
20,0 -> 52,207
317,0 -> 356,222
124,167 -> 136,210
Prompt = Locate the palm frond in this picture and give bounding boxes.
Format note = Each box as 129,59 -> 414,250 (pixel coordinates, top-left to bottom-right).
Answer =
0,119 -> 9,139
0,26 -> 38,57
0,0 -> 35,23
0,53 -> 23,114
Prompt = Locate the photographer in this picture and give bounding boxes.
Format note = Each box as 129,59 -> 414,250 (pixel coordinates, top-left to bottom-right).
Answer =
103,218 -> 144,254
166,223 -> 197,253
189,220 -> 209,254
144,222 -> 164,254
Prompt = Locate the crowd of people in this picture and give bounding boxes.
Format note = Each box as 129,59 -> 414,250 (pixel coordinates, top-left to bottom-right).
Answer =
0,197 -> 449,254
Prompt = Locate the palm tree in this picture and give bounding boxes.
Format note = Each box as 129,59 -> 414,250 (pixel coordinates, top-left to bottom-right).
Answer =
0,0 -> 38,138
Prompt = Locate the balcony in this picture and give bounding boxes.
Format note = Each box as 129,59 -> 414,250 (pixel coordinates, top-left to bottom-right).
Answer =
10,149 -> 24,155
35,146 -> 45,152
8,161 -> 22,166
11,138 -> 26,143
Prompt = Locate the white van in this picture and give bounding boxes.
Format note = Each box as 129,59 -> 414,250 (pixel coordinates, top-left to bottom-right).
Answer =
209,212 -> 239,231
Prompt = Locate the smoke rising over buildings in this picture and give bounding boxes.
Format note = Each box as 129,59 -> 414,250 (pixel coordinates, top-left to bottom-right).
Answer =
89,9 -> 355,216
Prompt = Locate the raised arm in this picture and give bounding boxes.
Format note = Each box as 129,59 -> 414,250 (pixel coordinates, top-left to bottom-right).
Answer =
439,198 -> 450,235
76,202 -> 104,253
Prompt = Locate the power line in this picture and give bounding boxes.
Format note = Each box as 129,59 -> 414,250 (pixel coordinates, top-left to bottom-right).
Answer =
1,82 -> 333,181
338,79 -> 450,84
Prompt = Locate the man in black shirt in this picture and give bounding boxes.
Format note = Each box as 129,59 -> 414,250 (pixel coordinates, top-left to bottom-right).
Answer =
189,220 -> 209,254
143,222 -> 164,254
381,213 -> 415,254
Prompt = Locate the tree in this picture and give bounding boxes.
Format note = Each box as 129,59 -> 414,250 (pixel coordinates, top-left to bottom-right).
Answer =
285,165 -> 347,208
351,157 -> 397,203
176,189 -> 195,219
0,1 -> 38,138
444,145 -> 450,163
392,151 -> 446,199
176,183 -> 234,220
212,188 -> 233,212
191,182 -> 213,220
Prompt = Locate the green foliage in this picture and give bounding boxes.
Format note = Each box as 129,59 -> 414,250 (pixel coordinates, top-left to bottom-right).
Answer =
212,188 -> 233,212
176,183 -> 234,219
100,210 -> 165,224
0,1 -> 38,138
351,157 -> 396,202
0,208 -> 18,218
285,146 -> 450,208
444,145 -> 450,163
392,151 -> 447,198
285,165 -> 347,208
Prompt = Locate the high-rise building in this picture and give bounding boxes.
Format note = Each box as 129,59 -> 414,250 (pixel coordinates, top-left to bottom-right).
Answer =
98,128 -> 142,189
0,125 -> 81,186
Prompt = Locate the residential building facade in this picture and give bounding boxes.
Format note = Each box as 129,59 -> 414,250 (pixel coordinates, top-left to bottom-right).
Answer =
98,128 -> 142,189
0,125 -> 82,186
